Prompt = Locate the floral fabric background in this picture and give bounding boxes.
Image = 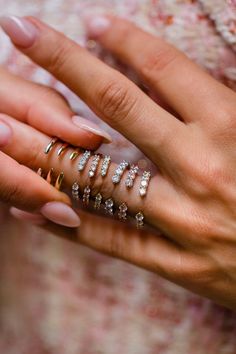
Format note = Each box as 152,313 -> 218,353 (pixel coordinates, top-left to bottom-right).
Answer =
0,1 -> 236,353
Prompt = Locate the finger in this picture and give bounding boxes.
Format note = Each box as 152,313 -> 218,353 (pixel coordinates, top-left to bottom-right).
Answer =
0,66 -> 111,150
0,113 -> 192,247
84,16 -> 235,124
0,16 -> 187,168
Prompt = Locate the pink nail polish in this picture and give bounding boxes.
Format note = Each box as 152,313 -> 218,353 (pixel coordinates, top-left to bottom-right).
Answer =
40,202 -> 80,228
10,207 -> 46,225
0,16 -> 38,47
0,119 -> 12,147
83,15 -> 111,37
72,116 -> 112,143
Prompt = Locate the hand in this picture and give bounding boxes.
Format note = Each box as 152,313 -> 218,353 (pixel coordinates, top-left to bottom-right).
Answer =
1,15 -> 236,309
0,65 -> 111,226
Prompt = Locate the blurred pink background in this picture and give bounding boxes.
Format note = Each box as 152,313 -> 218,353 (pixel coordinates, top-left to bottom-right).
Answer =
0,1 -> 236,353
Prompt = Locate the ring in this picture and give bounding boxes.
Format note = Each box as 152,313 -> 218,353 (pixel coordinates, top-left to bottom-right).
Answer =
46,168 -> 54,184
88,154 -> 101,178
82,185 -> 91,205
105,198 -> 114,215
55,172 -> 64,190
78,150 -> 91,172
118,202 -> 128,220
57,143 -> 69,156
69,150 -> 80,161
112,160 -> 129,184
72,182 -> 80,200
139,171 -> 151,197
94,193 -> 103,210
101,155 -> 111,177
135,212 -> 144,228
44,138 -> 58,155
125,165 -> 139,188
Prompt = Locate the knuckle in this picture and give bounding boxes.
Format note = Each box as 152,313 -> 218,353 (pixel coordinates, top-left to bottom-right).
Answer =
141,45 -> 180,82
98,80 -> 138,126
47,35 -> 76,74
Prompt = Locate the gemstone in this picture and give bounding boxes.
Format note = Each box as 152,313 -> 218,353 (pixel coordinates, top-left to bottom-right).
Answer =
105,198 -> 114,208
72,182 -> 79,191
140,188 -> 146,196
112,175 -> 120,184
89,171 -> 95,177
141,180 -> 148,187
136,212 -> 144,221
119,203 -> 128,212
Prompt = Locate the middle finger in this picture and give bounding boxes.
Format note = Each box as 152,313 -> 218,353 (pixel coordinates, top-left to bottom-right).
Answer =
0,16 -> 188,169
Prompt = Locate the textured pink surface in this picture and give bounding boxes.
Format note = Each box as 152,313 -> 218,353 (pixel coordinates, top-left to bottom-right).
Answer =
0,1 -> 236,353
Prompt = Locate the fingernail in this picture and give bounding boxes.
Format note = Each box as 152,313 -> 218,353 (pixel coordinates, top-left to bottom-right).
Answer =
0,16 -> 38,47
0,120 -> 12,147
40,202 -> 80,228
83,15 -> 111,37
10,207 -> 46,225
72,116 -> 112,143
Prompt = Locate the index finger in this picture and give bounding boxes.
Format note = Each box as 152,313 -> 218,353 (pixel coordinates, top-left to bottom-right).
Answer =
0,16 -> 187,168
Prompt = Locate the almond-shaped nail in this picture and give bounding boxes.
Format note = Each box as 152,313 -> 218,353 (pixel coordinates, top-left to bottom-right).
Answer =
40,202 -> 80,228
0,16 -> 38,47
0,119 -> 12,147
72,116 -> 112,143
83,15 -> 111,38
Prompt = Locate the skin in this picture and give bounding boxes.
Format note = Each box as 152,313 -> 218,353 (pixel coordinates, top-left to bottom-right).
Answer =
0,67 -> 104,212
2,16 -> 236,309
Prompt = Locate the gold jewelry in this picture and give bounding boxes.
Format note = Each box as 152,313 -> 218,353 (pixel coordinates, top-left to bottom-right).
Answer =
57,143 -> 69,156
46,168 -> 54,184
44,138 -> 58,154
69,150 -> 80,161
37,168 -> 43,176
55,172 -> 64,190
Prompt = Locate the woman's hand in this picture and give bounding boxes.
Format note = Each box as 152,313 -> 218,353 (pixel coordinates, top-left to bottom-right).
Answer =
1,15 -> 236,309
0,65 -> 111,226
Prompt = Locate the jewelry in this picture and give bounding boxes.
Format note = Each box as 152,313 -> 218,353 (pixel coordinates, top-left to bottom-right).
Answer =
72,182 -> 80,200
46,168 -> 54,184
88,154 -> 101,178
82,186 -> 91,205
105,198 -> 114,215
139,171 -> 151,197
118,203 -> 128,220
135,212 -> 144,229
125,165 -> 139,188
37,168 -> 43,176
94,193 -> 102,210
112,160 -> 129,184
44,138 -> 58,155
57,143 -> 69,156
55,172 -> 64,190
78,150 -> 91,172
101,155 -> 111,177
69,150 -> 80,161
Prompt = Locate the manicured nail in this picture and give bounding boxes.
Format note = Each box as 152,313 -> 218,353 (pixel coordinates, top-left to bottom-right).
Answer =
72,116 -> 112,143
40,202 -> 80,228
0,120 -> 12,147
10,207 -> 46,225
83,15 -> 111,37
0,16 -> 38,47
